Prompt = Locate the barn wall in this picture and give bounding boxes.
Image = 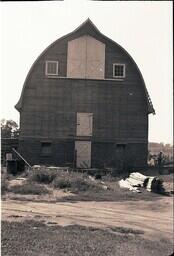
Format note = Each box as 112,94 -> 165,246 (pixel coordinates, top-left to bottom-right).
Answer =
20,79 -> 147,142
18,139 -> 74,166
18,138 -> 147,169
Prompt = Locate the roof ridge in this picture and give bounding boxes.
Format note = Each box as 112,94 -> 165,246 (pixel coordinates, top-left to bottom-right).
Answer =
72,18 -> 101,34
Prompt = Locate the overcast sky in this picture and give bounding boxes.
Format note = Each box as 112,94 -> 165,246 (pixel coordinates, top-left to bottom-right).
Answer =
0,1 -> 173,144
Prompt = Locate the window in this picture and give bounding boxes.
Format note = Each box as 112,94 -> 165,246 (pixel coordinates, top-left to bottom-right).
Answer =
41,142 -> 52,156
113,64 -> 125,78
45,61 -> 58,75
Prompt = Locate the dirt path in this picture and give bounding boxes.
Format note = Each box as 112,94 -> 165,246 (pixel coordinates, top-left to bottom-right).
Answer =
2,197 -> 173,242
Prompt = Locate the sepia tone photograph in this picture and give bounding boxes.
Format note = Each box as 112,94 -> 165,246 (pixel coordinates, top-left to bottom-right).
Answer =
0,1 -> 173,255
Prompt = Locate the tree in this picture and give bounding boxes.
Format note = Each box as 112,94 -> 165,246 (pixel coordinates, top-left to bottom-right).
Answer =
1,119 -> 19,138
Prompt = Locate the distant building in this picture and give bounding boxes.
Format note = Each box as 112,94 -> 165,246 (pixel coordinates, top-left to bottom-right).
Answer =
15,19 -> 155,170
1,138 -> 18,165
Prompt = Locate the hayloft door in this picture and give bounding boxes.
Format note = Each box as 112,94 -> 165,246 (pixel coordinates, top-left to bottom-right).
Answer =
76,113 -> 93,136
67,35 -> 105,79
75,141 -> 91,168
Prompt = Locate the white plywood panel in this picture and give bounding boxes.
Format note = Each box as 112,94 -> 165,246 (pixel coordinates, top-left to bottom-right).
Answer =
76,113 -> 93,136
86,36 -> 105,79
67,36 -> 86,78
75,141 -> 91,168
67,35 -> 105,79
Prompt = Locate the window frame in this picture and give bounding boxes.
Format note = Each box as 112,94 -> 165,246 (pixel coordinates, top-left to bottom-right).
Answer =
45,60 -> 59,76
113,63 -> 126,78
40,141 -> 52,156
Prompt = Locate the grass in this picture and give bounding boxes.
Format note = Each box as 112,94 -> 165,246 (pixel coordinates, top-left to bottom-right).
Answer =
1,220 -> 173,256
9,183 -> 50,195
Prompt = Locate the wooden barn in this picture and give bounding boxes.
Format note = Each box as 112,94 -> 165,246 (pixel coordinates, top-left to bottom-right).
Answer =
15,19 -> 155,170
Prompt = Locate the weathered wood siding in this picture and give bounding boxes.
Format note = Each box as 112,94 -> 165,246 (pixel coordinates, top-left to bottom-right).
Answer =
20,78 -> 147,142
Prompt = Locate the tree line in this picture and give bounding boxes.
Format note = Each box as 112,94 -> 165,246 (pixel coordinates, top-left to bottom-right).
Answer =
1,119 -> 19,138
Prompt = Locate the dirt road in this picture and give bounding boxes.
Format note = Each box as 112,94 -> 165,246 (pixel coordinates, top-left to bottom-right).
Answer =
2,196 -> 173,242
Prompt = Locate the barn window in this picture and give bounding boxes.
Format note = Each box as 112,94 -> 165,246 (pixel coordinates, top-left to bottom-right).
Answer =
41,142 -> 52,156
45,61 -> 58,75
113,64 -> 125,78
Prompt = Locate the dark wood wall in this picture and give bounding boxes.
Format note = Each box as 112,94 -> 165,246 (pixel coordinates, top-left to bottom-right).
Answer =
18,139 -> 147,169
20,78 -> 147,142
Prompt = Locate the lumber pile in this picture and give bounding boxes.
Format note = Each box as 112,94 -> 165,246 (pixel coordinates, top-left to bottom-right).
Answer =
119,172 -> 165,193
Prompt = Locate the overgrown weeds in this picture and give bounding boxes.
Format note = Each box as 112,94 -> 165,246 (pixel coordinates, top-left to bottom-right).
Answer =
28,167 -> 101,193
52,176 -> 99,193
29,168 -> 57,184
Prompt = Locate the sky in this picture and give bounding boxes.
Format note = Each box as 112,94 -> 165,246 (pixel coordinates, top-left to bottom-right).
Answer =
0,1 -> 173,144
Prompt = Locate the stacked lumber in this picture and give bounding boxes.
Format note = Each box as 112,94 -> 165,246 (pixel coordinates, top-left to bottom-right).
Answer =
119,172 -> 164,193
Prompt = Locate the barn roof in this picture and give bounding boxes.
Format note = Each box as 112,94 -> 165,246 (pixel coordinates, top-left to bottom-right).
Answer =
15,18 -> 155,114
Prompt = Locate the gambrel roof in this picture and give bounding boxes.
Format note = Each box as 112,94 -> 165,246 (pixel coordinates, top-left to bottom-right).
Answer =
15,18 -> 155,114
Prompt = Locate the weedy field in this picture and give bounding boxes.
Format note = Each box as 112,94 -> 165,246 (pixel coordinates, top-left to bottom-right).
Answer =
1,167 -> 174,256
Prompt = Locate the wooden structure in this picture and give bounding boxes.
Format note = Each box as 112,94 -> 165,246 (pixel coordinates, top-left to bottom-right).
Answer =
15,19 -> 155,170
1,138 -> 18,165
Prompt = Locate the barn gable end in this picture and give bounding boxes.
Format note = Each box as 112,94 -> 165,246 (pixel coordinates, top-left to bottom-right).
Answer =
15,19 -> 155,170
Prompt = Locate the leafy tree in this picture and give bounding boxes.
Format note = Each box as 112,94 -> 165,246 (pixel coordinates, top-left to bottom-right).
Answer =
1,119 -> 19,138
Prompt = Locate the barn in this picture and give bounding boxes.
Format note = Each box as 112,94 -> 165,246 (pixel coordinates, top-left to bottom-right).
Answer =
15,19 -> 155,170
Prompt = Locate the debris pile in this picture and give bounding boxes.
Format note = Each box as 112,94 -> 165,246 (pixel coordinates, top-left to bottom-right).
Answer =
119,172 -> 165,193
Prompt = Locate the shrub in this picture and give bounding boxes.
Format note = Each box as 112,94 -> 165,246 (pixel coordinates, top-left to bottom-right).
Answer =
52,173 -> 101,193
70,178 -> 94,192
52,177 -> 71,189
9,183 -> 49,195
29,168 -> 57,184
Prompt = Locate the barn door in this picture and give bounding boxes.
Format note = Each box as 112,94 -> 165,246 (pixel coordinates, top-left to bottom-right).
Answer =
75,141 -> 91,168
76,113 -> 93,136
